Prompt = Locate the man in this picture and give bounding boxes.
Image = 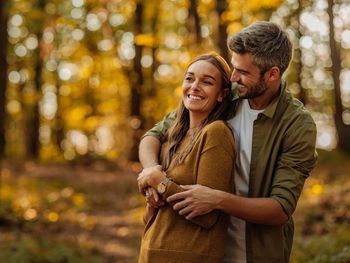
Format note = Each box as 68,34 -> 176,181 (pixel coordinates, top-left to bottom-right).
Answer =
138,21 -> 317,263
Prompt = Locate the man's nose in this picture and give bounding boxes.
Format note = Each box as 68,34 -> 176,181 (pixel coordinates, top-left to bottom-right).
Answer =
230,69 -> 240,82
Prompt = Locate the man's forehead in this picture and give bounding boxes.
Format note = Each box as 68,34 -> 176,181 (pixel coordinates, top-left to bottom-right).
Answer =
231,53 -> 259,71
231,54 -> 249,68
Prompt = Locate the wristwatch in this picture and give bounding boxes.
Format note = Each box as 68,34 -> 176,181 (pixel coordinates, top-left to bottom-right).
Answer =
157,174 -> 171,194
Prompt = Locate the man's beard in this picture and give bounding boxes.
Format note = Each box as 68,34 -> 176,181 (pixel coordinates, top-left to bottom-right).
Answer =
238,79 -> 267,99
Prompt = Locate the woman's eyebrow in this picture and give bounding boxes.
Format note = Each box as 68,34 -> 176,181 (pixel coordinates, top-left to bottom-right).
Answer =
186,72 -> 216,81
203,74 -> 216,81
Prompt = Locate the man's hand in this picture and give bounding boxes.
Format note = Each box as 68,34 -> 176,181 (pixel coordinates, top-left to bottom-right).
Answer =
167,185 -> 218,220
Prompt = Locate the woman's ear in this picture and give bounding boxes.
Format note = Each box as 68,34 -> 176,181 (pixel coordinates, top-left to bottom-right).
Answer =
217,88 -> 229,102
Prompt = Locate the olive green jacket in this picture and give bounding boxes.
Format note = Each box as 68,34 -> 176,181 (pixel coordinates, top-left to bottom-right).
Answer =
143,81 -> 318,263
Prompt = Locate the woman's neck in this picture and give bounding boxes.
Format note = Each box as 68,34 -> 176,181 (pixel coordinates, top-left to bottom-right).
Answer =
189,112 -> 208,129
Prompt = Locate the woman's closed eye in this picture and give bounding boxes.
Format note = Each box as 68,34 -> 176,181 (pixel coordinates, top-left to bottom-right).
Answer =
185,76 -> 194,82
203,80 -> 214,85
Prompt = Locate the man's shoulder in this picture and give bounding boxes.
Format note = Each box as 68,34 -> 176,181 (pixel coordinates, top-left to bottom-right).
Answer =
281,91 -> 315,125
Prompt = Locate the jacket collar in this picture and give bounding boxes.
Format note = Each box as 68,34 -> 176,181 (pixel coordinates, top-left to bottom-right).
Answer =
231,80 -> 286,119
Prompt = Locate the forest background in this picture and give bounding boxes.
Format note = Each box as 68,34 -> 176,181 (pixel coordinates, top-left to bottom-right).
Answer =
0,0 -> 350,262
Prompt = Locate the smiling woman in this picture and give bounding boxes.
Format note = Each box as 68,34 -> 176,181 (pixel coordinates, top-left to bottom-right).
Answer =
137,53 -> 236,263
182,60 -> 225,127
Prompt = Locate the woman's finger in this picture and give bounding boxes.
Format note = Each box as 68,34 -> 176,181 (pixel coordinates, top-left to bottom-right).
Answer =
149,187 -> 159,202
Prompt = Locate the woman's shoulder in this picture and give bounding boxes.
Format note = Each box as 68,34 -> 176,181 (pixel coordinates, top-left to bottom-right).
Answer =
202,120 -> 233,138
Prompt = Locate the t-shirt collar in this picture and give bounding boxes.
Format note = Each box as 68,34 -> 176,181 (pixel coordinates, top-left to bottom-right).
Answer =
231,80 -> 286,119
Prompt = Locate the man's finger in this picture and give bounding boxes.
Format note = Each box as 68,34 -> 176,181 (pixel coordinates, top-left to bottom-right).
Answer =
185,211 -> 197,220
172,199 -> 190,211
180,185 -> 196,190
167,191 -> 190,203
178,205 -> 193,216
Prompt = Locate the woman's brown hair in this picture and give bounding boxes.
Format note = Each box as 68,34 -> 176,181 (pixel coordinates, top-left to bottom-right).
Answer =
162,52 -> 232,170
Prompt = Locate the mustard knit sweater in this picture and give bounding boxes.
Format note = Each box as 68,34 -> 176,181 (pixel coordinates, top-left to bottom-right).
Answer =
139,120 -> 235,263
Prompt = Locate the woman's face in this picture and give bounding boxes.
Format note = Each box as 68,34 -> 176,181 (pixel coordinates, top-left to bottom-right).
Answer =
182,60 -> 224,115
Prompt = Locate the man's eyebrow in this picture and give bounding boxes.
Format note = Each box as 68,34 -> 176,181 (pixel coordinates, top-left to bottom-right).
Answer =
186,71 -> 216,81
233,66 -> 250,74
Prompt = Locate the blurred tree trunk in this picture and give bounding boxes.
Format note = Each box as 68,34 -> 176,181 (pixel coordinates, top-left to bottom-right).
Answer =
293,29 -> 307,105
188,0 -> 202,47
129,0 -> 144,161
0,1 -> 8,158
327,0 -> 350,152
215,0 -> 229,62
295,0 -> 307,105
143,0 -> 160,129
288,0 -> 307,105
150,0 -> 160,97
25,0 -> 46,159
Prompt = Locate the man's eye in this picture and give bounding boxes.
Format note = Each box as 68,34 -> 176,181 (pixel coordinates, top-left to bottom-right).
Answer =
204,81 -> 213,85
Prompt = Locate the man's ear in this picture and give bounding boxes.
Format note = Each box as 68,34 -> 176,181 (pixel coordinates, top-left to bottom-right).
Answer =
266,66 -> 281,81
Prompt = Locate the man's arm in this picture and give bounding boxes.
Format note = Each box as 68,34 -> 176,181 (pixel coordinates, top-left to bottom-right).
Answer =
167,110 -> 317,226
167,185 -> 288,225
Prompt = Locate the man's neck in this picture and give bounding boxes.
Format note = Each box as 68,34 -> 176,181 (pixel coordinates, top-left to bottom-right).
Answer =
248,81 -> 281,110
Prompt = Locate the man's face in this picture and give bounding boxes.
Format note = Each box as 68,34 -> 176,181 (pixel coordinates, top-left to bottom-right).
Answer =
230,52 -> 268,99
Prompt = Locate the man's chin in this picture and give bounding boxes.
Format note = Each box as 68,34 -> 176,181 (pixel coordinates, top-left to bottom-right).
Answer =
237,90 -> 247,98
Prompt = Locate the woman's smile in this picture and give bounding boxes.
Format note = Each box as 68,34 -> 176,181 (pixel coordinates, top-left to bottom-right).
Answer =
187,94 -> 205,101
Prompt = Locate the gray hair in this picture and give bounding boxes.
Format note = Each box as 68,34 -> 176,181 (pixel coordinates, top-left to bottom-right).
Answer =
228,21 -> 293,75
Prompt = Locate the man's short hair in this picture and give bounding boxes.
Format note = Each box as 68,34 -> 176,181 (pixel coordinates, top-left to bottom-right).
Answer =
228,21 -> 293,75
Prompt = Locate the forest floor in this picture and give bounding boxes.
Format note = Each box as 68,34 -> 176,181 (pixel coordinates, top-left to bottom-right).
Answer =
0,150 -> 350,263
0,159 -> 144,263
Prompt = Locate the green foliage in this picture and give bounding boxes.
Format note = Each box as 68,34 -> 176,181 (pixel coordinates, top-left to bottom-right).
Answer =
290,150 -> 350,262
315,149 -> 350,166
291,225 -> 350,263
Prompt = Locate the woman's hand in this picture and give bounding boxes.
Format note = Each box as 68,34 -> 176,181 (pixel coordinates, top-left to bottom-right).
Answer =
145,187 -> 164,208
137,165 -> 164,194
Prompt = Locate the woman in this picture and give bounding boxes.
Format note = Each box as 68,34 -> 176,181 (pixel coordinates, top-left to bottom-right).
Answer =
137,52 -> 235,263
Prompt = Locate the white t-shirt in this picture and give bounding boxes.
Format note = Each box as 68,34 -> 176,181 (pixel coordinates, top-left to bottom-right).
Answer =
223,99 -> 264,263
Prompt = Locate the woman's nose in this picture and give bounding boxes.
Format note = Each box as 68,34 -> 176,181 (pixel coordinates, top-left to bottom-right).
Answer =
190,80 -> 200,90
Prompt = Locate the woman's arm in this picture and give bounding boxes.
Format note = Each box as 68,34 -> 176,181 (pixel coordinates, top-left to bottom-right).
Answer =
138,111 -> 176,168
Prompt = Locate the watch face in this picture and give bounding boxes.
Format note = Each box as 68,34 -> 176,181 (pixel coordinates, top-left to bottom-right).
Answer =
157,183 -> 166,194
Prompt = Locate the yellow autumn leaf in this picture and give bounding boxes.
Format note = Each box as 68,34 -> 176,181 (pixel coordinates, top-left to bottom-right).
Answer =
64,106 -> 92,128
84,116 -> 100,131
135,33 -> 156,47
311,183 -> 324,196
72,193 -> 85,206
47,212 -> 59,222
